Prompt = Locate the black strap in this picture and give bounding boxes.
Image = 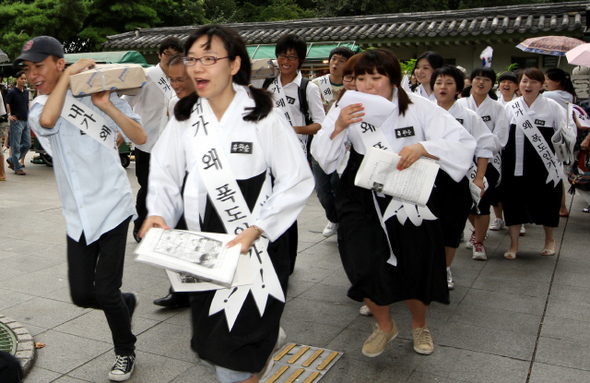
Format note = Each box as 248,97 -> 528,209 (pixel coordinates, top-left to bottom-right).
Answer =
262,76 -> 313,126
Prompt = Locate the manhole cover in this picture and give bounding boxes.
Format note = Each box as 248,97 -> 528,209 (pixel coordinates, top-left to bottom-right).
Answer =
0,322 -> 18,354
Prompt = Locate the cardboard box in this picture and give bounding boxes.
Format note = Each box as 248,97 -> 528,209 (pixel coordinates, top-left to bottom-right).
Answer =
69,64 -> 147,96
251,58 -> 279,80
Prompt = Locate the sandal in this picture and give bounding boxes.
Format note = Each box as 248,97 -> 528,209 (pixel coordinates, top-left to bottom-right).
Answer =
0,176 -> 5,181
504,251 -> 517,260
541,248 -> 555,256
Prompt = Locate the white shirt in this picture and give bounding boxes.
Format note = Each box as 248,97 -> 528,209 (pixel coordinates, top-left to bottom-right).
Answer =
168,96 -> 179,118
448,102 -> 499,159
147,86 -> 314,242
413,84 -> 437,101
253,71 -> 325,147
123,64 -> 172,152
312,92 -> 476,182
29,92 -> 140,244
542,90 -> 574,110
457,94 -> 509,150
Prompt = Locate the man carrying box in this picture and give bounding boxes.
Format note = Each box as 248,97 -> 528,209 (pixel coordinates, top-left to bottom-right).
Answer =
15,36 -> 147,382
122,36 -> 183,243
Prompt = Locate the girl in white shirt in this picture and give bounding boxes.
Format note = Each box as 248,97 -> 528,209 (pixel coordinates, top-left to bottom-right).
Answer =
412,51 -> 443,101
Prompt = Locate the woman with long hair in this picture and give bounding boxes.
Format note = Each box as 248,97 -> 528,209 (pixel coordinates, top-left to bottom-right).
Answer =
140,25 -> 314,383
312,49 -> 475,357
412,51 -> 443,101
502,68 -> 566,259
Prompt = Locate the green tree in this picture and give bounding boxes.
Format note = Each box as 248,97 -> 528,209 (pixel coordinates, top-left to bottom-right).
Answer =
0,0 -> 88,58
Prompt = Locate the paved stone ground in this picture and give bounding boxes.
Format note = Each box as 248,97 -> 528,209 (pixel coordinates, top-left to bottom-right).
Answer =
1,153 -> 590,383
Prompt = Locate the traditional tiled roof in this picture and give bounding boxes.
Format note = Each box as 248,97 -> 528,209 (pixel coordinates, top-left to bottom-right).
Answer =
102,1 -> 590,51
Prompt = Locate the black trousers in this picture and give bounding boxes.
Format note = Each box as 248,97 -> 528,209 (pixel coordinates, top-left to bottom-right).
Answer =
67,217 -> 136,356
133,148 -> 150,234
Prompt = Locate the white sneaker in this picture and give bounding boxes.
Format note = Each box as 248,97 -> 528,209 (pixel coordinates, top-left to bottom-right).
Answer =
465,231 -> 476,249
322,222 -> 338,237
489,218 -> 505,231
519,225 -> 526,236
359,304 -> 373,316
446,267 -> 455,290
472,242 -> 487,260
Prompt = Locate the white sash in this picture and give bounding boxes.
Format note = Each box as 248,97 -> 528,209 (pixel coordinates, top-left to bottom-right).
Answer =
464,96 -> 503,177
189,97 -> 284,331
31,95 -> 118,159
316,74 -> 334,105
267,77 -> 307,153
352,111 -> 437,266
510,99 -> 563,186
147,65 -> 173,101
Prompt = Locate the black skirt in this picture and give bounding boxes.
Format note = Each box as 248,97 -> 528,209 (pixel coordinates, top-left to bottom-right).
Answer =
501,124 -> 562,227
335,149 -> 449,306
189,172 -> 291,373
436,174 -> 471,248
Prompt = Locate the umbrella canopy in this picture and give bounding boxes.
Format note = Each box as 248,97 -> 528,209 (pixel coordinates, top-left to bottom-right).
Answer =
0,48 -> 9,63
565,43 -> 590,67
516,35 -> 585,56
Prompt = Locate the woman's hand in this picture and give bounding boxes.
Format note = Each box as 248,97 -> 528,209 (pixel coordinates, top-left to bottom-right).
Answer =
138,216 -> 170,238
226,226 -> 263,254
397,143 -> 427,170
332,103 -> 364,139
473,177 -> 486,198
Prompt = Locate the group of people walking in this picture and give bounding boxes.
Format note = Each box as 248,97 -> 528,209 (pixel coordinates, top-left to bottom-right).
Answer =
10,23 -> 589,383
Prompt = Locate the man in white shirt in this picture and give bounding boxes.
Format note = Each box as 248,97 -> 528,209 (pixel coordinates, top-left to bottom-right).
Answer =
253,33 -> 325,274
123,36 -> 183,242
17,35 -> 146,381
311,47 -> 354,237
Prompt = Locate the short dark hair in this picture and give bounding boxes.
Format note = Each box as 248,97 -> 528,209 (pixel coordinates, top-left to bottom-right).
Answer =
159,36 -> 183,55
355,48 -> 413,116
470,66 -> 496,84
431,65 -> 465,99
518,67 -> 545,84
275,34 -> 307,68
329,47 -> 354,61
498,71 -> 518,84
15,70 -> 26,78
545,68 -> 577,98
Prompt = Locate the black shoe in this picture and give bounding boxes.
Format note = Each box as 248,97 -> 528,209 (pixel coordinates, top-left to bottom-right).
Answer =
133,231 -> 141,243
122,293 -> 138,319
153,292 -> 190,309
108,353 -> 135,381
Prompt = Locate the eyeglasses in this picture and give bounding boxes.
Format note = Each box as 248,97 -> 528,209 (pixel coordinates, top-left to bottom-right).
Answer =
183,56 -> 228,67
161,50 -> 179,57
343,75 -> 355,82
277,54 -> 299,62
170,77 -> 187,85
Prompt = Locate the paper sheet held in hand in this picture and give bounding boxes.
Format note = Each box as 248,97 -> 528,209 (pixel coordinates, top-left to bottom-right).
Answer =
354,147 -> 440,206
134,228 -> 244,289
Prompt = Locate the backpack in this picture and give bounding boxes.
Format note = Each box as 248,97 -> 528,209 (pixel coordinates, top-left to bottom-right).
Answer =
262,76 -> 313,126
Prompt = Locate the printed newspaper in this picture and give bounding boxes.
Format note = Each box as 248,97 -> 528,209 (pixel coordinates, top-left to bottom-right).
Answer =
134,228 -> 243,289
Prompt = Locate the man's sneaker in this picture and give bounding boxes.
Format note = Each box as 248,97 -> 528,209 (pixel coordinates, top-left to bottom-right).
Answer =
583,205 -> 590,213
519,225 -> 526,236
322,222 -> 338,237
446,267 -> 455,290
362,322 -> 398,357
359,304 -> 372,316
472,242 -> 487,260
258,327 -> 287,380
108,354 -> 135,381
123,293 -> 138,320
489,218 -> 505,231
465,231 -> 476,249
412,327 -> 434,355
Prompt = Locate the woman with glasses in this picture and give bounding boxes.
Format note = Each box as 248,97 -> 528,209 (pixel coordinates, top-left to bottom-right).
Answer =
140,25 -> 314,383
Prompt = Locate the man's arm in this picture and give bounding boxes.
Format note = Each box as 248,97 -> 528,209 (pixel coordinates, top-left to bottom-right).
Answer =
91,92 -> 146,145
39,59 -> 95,129
293,82 -> 325,135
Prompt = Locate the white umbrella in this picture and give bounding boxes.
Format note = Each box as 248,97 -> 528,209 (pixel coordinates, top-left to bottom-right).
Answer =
566,43 -> 590,67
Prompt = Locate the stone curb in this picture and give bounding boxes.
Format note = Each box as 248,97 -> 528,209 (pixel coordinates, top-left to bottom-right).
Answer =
0,314 -> 36,375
